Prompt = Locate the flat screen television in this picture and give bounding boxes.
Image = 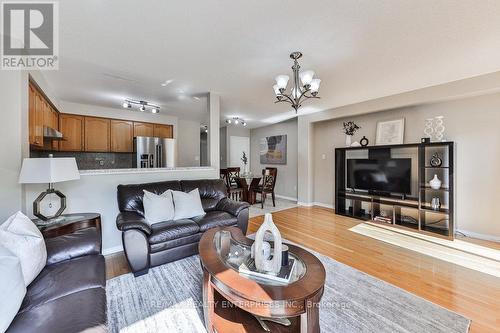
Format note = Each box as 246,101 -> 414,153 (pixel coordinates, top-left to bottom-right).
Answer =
347,158 -> 412,195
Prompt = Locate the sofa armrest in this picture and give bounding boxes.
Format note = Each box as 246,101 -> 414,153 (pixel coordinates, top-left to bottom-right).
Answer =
216,198 -> 250,216
116,211 -> 152,235
45,227 -> 101,266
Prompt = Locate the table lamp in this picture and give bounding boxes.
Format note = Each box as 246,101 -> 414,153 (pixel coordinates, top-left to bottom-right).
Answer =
19,155 -> 80,220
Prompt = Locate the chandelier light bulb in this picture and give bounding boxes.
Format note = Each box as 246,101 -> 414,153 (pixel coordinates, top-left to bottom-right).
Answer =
299,70 -> 315,87
310,78 -> 321,92
275,75 -> 289,89
273,84 -> 281,96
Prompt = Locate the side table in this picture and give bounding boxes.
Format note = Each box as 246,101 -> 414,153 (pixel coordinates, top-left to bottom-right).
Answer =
33,213 -> 101,239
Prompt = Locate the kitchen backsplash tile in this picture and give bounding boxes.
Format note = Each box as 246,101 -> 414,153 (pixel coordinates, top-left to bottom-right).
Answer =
30,151 -> 135,170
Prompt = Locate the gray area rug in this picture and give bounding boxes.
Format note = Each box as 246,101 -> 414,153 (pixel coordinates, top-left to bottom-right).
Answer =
107,247 -> 470,333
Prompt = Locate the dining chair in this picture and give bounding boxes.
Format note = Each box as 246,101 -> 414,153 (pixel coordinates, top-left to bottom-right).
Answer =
225,167 -> 244,201
252,167 -> 277,208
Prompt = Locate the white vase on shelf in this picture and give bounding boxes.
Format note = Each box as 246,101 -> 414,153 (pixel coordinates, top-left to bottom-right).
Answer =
429,174 -> 442,190
345,135 -> 352,147
434,116 -> 446,142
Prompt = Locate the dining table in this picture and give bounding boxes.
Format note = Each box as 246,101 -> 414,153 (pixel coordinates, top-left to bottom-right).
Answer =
236,175 -> 262,205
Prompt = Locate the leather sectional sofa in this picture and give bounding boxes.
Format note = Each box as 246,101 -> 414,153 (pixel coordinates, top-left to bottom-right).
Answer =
7,227 -> 106,333
116,179 -> 250,276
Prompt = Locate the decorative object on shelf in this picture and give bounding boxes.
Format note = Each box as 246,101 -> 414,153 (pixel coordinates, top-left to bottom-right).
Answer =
431,197 -> 441,211
241,151 -> 249,175
225,117 -> 247,127
251,241 -> 271,260
429,174 -> 442,190
434,116 -> 446,142
260,135 -> 287,164
281,244 -> 289,266
350,141 -> 361,147
343,121 -> 361,147
424,118 -> 434,140
429,152 -> 443,167
272,52 -> 320,112
122,99 -> 160,113
18,155 -> 80,221
253,213 -> 282,274
421,137 -> 431,143
375,118 -> 405,145
360,136 -> 369,147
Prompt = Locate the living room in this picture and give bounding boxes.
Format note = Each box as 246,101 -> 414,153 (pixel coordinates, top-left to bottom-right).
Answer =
1,1 -> 500,333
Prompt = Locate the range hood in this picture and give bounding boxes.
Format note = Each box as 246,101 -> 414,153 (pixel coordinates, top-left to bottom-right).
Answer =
43,126 -> 64,140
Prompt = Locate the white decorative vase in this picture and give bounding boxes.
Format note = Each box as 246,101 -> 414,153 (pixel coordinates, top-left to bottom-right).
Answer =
345,135 -> 352,147
434,116 -> 445,142
429,174 -> 442,190
254,213 -> 282,274
424,118 -> 434,140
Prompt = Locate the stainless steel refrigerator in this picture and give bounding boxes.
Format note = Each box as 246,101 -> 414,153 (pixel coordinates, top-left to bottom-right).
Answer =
133,136 -> 177,168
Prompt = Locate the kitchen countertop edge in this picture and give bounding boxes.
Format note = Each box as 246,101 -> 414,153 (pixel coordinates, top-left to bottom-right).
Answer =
79,166 -> 217,176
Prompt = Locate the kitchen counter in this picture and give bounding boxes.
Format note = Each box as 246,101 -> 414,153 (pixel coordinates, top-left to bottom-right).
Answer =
79,166 -> 216,176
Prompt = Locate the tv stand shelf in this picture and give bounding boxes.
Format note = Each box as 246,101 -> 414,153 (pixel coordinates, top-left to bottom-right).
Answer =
335,141 -> 454,239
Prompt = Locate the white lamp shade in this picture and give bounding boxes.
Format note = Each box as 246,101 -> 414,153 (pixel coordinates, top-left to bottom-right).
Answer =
275,75 -> 289,89
19,157 -> 80,184
299,70 -> 315,86
310,78 -> 321,92
273,84 -> 281,95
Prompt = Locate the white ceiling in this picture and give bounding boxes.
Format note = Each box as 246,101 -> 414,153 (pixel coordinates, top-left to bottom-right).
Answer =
44,0 -> 500,128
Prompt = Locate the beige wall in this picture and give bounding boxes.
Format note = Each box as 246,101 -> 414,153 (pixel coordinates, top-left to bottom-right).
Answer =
177,119 -> 201,167
250,118 -> 298,200
313,92 -> 500,239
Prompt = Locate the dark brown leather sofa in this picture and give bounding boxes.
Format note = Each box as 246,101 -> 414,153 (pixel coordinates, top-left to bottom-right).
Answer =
7,227 -> 106,333
116,179 -> 250,276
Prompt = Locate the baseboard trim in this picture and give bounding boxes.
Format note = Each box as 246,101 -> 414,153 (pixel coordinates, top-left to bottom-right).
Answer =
457,229 -> 500,243
275,194 -> 298,202
313,202 -> 334,209
102,245 -> 123,256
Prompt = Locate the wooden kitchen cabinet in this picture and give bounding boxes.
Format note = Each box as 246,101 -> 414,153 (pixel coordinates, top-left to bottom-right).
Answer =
154,124 -> 173,138
133,122 -> 154,137
29,85 -> 45,147
59,114 -> 84,151
111,120 -> 133,152
85,117 -> 110,152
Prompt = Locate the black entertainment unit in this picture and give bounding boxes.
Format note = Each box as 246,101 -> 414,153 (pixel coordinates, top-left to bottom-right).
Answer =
335,141 -> 454,239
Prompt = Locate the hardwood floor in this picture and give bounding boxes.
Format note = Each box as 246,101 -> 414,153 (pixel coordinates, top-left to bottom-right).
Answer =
105,206 -> 500,332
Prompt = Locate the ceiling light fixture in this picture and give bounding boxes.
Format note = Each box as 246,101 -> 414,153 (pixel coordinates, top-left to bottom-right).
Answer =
226,117 -> 246,127
273,52 -> 321,112
122,99 -> 160,114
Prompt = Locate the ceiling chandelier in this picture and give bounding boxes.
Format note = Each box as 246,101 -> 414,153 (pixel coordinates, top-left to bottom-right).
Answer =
225,117 -> 247,126
122,99 -> 160,114
273,52 -> 321,112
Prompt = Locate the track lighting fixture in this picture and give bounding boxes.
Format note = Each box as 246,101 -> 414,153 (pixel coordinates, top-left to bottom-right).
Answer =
226,117 -> 246,127
122,99 -> 160,114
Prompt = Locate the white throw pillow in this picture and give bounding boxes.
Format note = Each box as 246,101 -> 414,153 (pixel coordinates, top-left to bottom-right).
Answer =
172,188 -> 206,220
143,190 -> 175,225
0,211 -> 47,286
0,244 -> 26,332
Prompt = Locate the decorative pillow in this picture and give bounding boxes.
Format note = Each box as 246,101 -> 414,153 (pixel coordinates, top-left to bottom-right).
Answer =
143,190 -> 175,225
0,244 -> 26,332
0,211 -> 47,286
0,245 -> 26,332
172,188 -> 206,220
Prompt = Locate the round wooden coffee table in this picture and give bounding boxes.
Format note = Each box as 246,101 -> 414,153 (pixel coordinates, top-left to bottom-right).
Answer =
199,227 -> 326,333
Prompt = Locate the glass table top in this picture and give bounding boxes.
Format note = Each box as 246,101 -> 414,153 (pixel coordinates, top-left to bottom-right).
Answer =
214,230 -> 306,286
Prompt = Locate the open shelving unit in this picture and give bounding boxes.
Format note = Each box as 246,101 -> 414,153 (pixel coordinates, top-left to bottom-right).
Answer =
335,141 -> 454,239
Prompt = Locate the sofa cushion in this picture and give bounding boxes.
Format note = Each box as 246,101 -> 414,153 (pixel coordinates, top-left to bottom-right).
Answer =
19,255 -> 105,314
0,211 -> 47,286
172,189 -> 206,220
45,227 -> 101,265
180,179 -> 227,211
7,288 -> 107,333
192,211 -> 238,232
117,180 -> 182,214
0,245 -> 26,333
149,219 -> 200,244
143,190 -> 175,225
150,233 -> 203,253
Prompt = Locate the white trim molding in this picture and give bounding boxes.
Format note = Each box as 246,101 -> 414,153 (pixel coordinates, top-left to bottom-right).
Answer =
102,245 -> 124,256
457,229 -> 500,243
313,202 -> 334,209
275,194 -> 298,202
